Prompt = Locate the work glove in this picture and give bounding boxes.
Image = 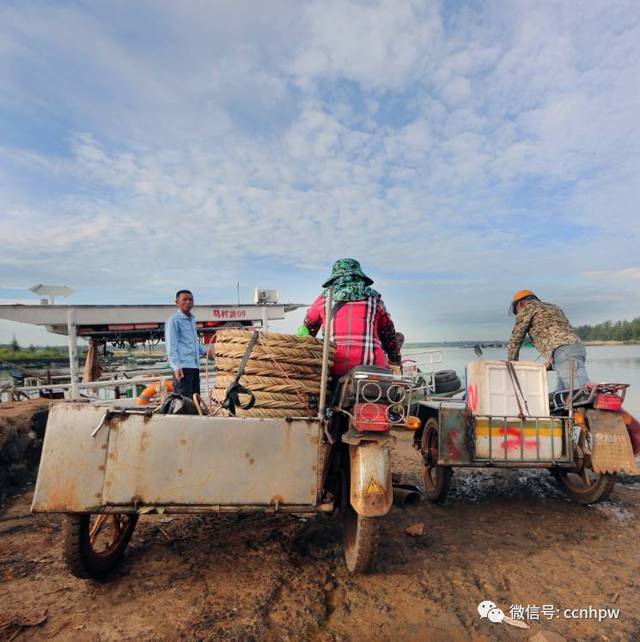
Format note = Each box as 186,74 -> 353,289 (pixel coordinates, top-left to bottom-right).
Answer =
295,325 -> 310,337
389,364 -> 402,375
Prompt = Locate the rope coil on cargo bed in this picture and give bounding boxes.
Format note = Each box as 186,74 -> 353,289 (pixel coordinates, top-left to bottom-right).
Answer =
256,332 -> 314,409
215,347 -> 327,367
216,329 -> 326,350
216,407 -> 313,418
213,329 -> 332,418
211,389 -> 315,405
219,331 -> 259,416
213,374 -> 321,394
211,389 -> 311,411
215,357 -> 323,378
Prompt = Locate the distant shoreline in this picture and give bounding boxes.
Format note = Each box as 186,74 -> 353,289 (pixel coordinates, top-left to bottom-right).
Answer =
583,340 -> 640,346
406,340 -> 639,349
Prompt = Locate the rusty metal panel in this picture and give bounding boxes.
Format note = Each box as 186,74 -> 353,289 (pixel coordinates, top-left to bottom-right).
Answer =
102,415 -> 322,507
31,404 -> 109,512
349,442 -> 392,517
473,417 -> 567,463
438,406 -> 473,464
588,409 -> 640,474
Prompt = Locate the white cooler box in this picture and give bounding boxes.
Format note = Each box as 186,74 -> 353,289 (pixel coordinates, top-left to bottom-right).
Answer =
466,361 -> 561,460
466,360 -> 550,417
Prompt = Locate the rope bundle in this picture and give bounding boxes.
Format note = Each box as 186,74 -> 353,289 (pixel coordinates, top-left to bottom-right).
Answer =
214,357 -> 321,378
214,329 -> 333,418
214,374 -> 322,394
217,330 -> 326,352
215,346 -> 325,367
211,389 -> 311,410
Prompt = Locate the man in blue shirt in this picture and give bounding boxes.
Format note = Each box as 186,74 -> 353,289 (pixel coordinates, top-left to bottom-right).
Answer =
165,289 -> 207,398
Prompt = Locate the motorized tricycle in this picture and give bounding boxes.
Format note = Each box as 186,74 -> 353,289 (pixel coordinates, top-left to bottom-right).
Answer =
31,292 -> 414,579
411,348 -> 639,504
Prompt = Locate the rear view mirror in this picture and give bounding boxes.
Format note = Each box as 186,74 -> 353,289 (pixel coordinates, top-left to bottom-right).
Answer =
473,344 -> 484,358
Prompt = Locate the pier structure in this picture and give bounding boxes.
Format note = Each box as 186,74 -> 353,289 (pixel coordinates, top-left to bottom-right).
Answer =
0,302 -> 305,398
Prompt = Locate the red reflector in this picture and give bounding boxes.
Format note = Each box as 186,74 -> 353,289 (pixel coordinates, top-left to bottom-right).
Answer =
353,403 -> 388,431
594,394 -> 623,411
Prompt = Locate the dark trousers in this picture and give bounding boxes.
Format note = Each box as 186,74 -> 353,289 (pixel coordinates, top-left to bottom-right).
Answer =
173,368 -> 200,398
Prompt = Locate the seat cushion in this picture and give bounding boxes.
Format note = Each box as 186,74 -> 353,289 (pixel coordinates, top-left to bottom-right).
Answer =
346,364 -> 391,376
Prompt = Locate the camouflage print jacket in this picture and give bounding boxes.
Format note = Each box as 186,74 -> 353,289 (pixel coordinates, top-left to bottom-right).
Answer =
507,300 -> 581,365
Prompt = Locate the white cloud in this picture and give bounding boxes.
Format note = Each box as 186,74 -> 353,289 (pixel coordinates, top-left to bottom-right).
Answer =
1,0 -> 639,342
586,268 -> 640,281
291,0 -> 442,90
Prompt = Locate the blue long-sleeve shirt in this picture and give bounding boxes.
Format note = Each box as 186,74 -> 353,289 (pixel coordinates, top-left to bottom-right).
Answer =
165,310 -> 207,371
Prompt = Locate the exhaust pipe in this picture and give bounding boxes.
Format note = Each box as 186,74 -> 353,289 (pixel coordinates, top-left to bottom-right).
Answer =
392,484 -> 421,509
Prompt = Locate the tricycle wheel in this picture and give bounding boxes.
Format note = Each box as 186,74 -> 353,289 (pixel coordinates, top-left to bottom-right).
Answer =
63,513 -> 138,580
343,504 -> 379,575
552,468 -> 617,504
421,417 -> 452,503
340,452 -> 378,574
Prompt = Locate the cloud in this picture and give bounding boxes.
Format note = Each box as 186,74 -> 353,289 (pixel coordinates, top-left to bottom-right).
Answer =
1,0 -> 639,342
291,0 -> 443,90
586,268 -> 640,281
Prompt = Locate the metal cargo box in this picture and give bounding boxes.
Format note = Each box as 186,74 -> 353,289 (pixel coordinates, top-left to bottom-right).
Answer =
32,403 -> 324,512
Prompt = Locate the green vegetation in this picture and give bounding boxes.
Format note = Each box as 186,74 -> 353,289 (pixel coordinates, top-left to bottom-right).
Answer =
0,344 -> 71,363
575,317 -> 640,342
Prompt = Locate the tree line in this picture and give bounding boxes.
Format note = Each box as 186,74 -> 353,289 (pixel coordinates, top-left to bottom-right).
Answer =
575,317 -> 640,342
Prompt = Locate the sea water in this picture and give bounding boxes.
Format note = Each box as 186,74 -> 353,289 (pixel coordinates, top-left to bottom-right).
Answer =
404,344 -> 640,417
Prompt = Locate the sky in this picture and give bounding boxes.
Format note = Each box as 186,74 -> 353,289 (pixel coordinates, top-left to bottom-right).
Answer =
1,0 -> 639,346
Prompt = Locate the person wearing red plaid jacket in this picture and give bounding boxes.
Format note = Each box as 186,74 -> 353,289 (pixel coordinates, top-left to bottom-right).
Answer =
303,258 -> 402,377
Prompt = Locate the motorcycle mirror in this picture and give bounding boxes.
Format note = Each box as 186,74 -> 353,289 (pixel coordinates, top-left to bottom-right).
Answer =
473,344 -> 484,358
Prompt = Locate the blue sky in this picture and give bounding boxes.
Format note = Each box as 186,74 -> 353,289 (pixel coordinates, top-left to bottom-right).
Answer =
1,0 -> 639,345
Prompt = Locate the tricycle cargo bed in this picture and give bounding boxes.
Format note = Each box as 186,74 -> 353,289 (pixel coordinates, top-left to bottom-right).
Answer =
32,403 -> 325,513
413,399 -> 573,466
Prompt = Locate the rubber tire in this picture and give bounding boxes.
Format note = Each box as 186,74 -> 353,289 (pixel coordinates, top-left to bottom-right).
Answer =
63,513 -> 138,580
421,418 -> 453,503
341,454 -> 379,575
434,377 -> 461,394
434,370 -> 457,382
552,469 -> 617,505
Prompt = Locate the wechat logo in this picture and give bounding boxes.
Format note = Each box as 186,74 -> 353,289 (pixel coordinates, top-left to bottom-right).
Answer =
477,601 -> 505,623
477,600 -> 529,629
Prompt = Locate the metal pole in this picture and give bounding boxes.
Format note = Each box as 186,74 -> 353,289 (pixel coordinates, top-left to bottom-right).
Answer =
67,307 -> 79,399
318,287 -> 333,419
568,359 -> 575,421
261,306 -> 269,334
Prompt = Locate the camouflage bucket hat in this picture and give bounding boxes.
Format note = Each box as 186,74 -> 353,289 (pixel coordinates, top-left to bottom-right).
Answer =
322,258 -> 373,288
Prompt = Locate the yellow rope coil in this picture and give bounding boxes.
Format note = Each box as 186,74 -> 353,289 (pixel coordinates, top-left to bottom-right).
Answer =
216,329 -> 326,349
216,407 -> 313,418
215,357 -> 321,378
213,330 -> 331,415
211,388 -> 314,406
214,342 -> 334,358
213,374 -> 322,394
214,347 -> 329,367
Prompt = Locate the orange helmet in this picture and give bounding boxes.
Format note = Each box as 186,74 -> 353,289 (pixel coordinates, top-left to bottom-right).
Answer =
510,289 -> 538,314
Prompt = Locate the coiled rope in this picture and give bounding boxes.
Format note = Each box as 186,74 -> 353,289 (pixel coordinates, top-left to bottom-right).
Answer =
214,329 -> 334,418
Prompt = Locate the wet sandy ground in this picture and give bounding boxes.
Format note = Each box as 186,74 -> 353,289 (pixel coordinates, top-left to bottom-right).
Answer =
1,433 -> 639,641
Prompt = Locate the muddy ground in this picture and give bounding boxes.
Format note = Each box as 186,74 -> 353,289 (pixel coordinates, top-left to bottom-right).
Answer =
1,432 -> 639,641
0,399 -> 50,505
